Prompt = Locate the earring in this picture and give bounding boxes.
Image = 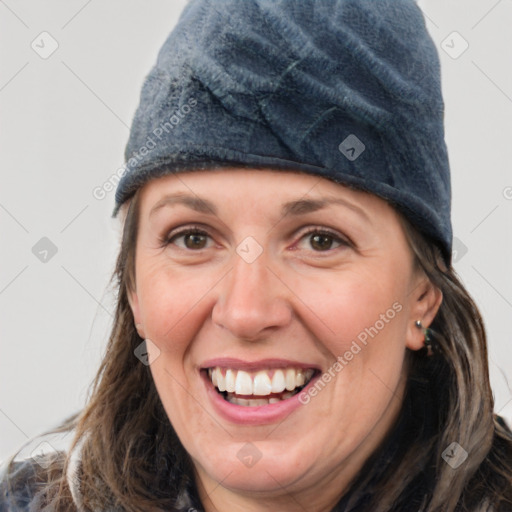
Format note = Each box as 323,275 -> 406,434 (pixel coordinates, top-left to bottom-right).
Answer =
415,320 -> 434,357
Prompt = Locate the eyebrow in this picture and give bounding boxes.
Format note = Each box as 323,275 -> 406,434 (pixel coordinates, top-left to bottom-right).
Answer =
280,197 -> 371,224
149,194 -> 218,217
149,193 -> 370,223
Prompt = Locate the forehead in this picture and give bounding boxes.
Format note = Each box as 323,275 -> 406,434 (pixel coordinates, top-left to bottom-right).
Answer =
137,168 -> 390,217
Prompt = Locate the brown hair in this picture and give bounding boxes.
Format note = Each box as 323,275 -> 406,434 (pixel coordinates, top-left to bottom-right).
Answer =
3,189 -> 511,511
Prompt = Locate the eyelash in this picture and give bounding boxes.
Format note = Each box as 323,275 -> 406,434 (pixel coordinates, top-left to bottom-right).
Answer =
296,227 -> 351,251
162,225 -> 352,252
162,225 -> 212,249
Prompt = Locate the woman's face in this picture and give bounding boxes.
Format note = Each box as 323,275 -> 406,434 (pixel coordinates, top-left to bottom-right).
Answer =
128,169 -> 440,509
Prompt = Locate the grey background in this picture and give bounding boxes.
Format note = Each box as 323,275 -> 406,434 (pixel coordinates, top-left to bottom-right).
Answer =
1,0 -> 511,461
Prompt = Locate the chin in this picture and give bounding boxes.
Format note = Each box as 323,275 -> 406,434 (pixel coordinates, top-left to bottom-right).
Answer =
192,437 -> 315,494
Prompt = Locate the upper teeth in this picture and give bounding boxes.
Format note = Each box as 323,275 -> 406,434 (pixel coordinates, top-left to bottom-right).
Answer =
208,367 -> 314,396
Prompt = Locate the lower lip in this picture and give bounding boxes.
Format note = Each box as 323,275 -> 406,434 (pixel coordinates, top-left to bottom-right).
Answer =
201,371 -> 318,426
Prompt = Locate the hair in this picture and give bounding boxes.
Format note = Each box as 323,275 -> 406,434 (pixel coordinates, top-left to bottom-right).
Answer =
2,187 -> 511,512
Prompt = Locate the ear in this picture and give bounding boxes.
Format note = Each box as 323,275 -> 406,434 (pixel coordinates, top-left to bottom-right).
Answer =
405,275 -> 443,351
128,287 -> 146,339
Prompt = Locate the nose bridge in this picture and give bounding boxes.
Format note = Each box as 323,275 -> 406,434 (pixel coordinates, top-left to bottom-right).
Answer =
212,246 -> 291,339
232,248 -> 272,301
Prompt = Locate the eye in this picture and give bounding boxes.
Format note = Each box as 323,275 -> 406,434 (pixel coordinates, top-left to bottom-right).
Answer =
165,227 -> 214,250
296,228 -> 350,252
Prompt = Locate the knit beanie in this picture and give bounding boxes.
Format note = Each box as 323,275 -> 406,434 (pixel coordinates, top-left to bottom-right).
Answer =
114,0 -> 452,261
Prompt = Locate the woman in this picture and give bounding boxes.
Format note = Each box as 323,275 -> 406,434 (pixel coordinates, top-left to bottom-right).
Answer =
1,0 -> 511,510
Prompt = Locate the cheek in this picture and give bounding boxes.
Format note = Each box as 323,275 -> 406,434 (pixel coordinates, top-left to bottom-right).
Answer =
289,266 -> 407,351
288,267 -> 409,415
135,263 -> 222,357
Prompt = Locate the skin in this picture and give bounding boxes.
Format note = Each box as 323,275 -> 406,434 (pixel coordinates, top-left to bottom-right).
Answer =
128,168 -> 442,512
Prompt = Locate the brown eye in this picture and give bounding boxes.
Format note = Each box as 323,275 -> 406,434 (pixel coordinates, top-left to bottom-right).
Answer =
295,229 -> 348,252
167,229 -> 212,250
310,233 -> 336,251
183,232 -> 208,249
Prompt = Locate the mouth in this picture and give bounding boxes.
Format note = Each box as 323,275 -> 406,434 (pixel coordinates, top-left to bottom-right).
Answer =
205,367 -> 318,407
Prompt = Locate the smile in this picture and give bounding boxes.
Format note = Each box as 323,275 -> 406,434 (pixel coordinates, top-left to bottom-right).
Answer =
207,367 -> 316,406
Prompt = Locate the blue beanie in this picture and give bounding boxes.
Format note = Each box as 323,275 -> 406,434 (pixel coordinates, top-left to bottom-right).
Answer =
114,0 -> 452,261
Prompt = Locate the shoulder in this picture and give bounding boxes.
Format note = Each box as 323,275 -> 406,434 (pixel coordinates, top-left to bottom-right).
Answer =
0,442 -> 81,512
0,455 -> 57,511
0,427 -> 85,511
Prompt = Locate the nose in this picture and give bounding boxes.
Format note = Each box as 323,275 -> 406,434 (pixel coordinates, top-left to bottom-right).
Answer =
212,250 -> 293,341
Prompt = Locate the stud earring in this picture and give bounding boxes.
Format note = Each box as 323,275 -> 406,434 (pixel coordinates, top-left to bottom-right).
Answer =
415,320 -> 434,357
